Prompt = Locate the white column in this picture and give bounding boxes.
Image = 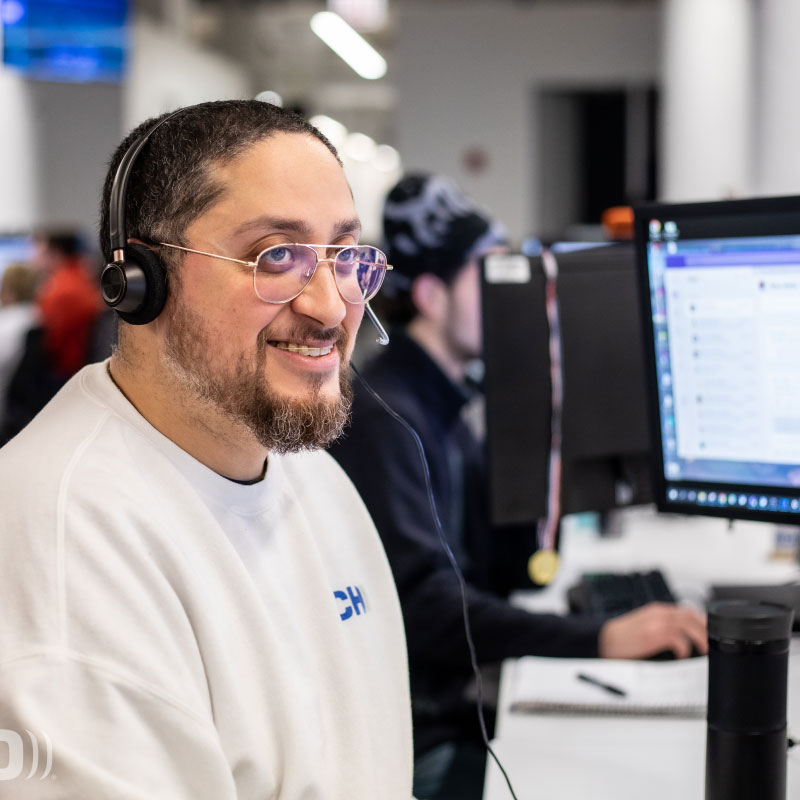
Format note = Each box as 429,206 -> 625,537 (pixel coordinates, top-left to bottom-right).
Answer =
0,72 -> 40,229
755,0 -> 800,195
660,0 -> 754,201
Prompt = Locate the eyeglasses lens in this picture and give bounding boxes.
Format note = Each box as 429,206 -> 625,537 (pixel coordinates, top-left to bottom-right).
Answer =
255,245 -> 387,304
334,246 -> 387,303
254,245 -> 316,303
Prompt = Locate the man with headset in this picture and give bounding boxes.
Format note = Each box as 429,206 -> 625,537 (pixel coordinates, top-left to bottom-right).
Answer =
0,100 -> 412,798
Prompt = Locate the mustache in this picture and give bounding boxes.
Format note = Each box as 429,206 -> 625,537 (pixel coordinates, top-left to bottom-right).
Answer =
258,323 -> 349,352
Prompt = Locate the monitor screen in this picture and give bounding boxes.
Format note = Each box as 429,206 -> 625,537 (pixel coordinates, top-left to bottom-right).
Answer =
634,195 -> 800,525
1,0 -> 129,84
481,243 -> 652,529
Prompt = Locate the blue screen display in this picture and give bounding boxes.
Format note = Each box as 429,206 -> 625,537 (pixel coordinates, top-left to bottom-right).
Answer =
2,0 -> 129,83
637,200 -> 800,525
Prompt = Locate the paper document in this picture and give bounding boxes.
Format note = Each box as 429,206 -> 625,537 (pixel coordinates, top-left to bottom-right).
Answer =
508,656 -> 708,717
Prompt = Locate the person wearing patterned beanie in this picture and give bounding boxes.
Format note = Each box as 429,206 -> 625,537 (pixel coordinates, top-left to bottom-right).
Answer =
329,173 -> 707,800
372,172 -> 508,377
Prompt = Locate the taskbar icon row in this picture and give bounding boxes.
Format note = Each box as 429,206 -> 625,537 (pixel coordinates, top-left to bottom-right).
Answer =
667,485 -> 800,514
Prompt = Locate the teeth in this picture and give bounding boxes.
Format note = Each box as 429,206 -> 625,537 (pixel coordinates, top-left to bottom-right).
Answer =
273,342 -> 334,357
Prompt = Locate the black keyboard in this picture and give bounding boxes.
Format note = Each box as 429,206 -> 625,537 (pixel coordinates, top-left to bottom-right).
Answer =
567,569 -> 677,617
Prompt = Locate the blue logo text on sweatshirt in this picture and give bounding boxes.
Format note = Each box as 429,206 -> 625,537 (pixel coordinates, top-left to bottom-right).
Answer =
334,585 -> 367,620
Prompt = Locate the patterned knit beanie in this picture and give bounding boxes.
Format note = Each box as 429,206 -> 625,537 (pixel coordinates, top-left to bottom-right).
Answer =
382,172 -> 508,285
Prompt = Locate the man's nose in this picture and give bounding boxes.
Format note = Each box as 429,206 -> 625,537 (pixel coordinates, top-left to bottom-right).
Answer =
290,260 -> 347,328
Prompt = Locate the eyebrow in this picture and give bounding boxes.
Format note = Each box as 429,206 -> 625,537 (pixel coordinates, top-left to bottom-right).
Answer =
230,215 -> 362,242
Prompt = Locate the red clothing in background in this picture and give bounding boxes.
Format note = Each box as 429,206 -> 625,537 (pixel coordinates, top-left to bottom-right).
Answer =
37,259 -> 102,377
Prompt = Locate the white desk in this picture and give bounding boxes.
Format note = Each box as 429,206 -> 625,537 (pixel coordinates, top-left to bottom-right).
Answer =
483,507 -> 800,800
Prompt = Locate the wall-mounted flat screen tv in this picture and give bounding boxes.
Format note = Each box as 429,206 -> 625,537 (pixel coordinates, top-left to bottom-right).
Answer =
2,0 -> 128,83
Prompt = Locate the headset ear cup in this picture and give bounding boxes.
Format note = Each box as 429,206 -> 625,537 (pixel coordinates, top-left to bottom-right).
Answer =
114,243 -> 168,325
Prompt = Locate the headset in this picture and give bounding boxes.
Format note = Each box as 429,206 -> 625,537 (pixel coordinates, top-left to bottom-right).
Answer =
100,110 -> 186,326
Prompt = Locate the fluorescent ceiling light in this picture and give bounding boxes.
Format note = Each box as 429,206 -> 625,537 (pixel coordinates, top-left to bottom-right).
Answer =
254,90 -> 284,107
374,144 -> 401,173
309,114 -> 348,148
310,11 -> 387,80
344,132 -> 377,162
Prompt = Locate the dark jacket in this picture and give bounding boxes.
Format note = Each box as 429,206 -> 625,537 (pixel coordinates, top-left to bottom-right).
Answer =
329,332 -> 602,755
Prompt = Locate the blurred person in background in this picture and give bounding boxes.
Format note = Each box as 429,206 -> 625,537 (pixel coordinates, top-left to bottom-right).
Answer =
0,262 -> 39,422
33,229 -> 103,378
0,231 -> 104,444
329,172 -> 707,800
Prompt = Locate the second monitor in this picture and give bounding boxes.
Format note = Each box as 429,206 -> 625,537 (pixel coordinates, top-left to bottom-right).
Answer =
481,242 -> 653,530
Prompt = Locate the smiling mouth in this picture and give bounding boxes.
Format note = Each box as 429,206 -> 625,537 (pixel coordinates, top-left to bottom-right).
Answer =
270,341 -> 335,358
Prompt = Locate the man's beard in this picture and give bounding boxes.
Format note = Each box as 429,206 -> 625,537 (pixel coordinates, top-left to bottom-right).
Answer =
161,300 -> 353,454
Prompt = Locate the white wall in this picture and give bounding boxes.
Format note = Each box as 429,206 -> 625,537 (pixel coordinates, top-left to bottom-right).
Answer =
0,65 -> 122,237
123,18 -> 253,131
393,2 -> 660,243
28,81 -> 123,238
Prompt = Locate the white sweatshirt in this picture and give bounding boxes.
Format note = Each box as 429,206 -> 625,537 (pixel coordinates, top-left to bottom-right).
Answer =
0,362 -> 414,799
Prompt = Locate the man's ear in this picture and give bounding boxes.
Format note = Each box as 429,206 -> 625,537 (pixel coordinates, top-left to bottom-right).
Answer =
410,273 -> 448,322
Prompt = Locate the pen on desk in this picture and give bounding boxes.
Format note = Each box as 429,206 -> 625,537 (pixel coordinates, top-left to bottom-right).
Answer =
576,672 -> 627,697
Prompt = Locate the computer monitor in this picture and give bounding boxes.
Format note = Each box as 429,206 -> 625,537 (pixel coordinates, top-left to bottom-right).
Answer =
482,251 -> 551,528
481,242 -> 653,529
633,195 -> 800,525
2,0 -> 129,84
553,242 -> 653,517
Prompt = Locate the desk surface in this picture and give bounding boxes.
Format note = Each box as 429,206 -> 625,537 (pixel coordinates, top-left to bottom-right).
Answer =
484,507 -> 800,800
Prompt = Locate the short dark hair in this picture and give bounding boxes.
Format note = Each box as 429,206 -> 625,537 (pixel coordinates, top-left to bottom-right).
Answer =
98,100 -> 341,266
35,230 -> 86,258
372,291 -> 416,328
372,263 -> 464,329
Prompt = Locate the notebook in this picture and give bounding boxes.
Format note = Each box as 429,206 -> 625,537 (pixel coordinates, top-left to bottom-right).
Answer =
508,656 -> 708,718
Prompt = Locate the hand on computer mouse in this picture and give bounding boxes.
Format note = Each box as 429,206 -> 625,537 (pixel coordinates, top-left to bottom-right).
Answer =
597,602 -> 708,660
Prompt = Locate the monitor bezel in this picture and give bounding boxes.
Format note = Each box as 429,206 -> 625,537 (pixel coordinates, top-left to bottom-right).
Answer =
633,194 -> 800,526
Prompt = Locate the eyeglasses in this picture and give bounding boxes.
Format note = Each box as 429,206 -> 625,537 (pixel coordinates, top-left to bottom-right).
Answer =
158,241 -> 391,305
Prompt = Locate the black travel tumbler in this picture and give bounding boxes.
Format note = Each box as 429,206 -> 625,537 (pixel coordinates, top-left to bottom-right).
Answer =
705,600 -> 794,800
